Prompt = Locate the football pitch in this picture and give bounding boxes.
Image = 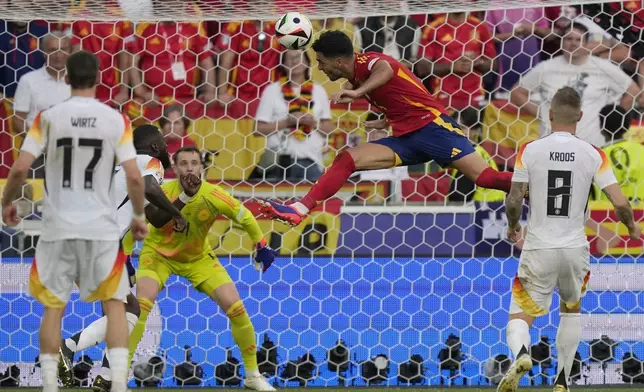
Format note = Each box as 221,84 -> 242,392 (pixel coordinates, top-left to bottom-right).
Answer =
1,388 -> 642,392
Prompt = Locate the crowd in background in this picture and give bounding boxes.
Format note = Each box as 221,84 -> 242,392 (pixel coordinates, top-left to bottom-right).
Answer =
0,0 -> 643,204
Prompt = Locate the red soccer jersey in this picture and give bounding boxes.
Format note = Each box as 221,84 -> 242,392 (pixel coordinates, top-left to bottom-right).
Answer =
419,15 -> 496,110
72,21 -> 133,101
350,52 -> 448,136
129,22 -> 212,99
216,21 -> 281,102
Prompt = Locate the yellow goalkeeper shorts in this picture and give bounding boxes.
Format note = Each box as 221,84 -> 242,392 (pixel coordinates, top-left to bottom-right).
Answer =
136,248 -> 233,295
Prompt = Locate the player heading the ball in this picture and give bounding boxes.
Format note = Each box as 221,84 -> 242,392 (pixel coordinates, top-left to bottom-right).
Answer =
259,30 -> 514,226
1,50 -> 148,392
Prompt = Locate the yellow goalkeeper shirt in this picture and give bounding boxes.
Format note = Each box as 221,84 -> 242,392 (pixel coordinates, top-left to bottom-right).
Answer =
143,180 -> 264,263
595,140 -> 644,203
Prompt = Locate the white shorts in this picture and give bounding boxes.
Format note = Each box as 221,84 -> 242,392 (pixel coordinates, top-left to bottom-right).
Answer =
510,246 -> 590,317
29,239 -> 130,308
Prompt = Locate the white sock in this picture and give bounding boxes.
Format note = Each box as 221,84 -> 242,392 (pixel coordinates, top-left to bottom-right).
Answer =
291,202 -> 309,215
99,366 -> 112,381
107,348 -> 129,392
127,311 -> 138,334
73,316 -> 108,352
246,368 -> 260,378
39,353 -> 59,392
557,313 -> 582,384
507,319 -> 531,359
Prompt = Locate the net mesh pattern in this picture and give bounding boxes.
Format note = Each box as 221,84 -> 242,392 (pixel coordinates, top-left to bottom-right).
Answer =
1,0 -> 644,388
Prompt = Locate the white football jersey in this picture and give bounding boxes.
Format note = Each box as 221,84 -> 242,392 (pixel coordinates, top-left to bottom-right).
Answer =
21,96 -> 137,241
513,132 -> 618,250
114,154 -> 164,238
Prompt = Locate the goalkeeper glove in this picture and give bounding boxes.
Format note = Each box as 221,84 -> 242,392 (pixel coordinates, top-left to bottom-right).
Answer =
254,239 -> 277,272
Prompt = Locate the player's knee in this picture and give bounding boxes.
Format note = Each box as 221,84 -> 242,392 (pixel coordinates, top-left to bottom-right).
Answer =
560,299 -> 581,314
125,293 -> 141,318
509,311 -> 535,327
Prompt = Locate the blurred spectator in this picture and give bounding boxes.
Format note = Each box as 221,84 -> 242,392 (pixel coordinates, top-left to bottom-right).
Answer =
485,8 -> 552,94
158,104 -> 196,178
416,12 -> 495,111
13,31 -> 71,137
216,21 -> 281,112
448,107 -> 504,203
14,31 -> 71,179
594,105 -> 644,203
0,21 -> 48,98
309,17 -> 361,97
510,22 -> 640,147
129,22 -> 216,106
71,20 -> 134,104
359,15 -> 420,67
252,50 -> 332,182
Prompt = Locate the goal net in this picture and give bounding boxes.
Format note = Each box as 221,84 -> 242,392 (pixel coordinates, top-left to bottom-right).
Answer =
1,0 -> 643,388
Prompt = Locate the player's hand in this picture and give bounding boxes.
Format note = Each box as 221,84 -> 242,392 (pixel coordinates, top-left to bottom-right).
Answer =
180,174 -> 202,197
130,219 -> 149,241
453,58 -> 473,74
2,204 -> 20,226
173,214 -> 188,233
332,89 -> 362,104
506,222 -> 522,243
254,239 -> 277,272
364,117 -> 389,130
628,224 -> 642,241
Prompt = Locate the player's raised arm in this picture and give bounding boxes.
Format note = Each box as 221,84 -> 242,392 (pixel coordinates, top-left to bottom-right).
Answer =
594,148 -> 641,240
143,175 -> 187,231
207,186 -> 277,272
1,111 -> 46,225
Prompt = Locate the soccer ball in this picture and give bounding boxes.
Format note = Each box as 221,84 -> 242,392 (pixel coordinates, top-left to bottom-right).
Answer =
275,12 -> 313,50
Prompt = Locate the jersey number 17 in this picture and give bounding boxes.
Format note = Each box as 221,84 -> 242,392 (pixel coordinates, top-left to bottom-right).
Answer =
56,137 -> 104,190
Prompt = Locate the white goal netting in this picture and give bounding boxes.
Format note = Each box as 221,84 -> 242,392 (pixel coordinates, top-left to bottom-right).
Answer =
1,0 -> 644,388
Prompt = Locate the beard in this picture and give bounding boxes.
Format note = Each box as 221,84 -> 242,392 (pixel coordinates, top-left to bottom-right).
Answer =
159,152 -> 172,170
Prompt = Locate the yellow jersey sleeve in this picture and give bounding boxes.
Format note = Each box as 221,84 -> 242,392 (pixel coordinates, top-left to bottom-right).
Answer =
205,185 -> 264,244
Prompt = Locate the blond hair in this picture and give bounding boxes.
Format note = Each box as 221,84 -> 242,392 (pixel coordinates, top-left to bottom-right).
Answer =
550,86 -> 581,125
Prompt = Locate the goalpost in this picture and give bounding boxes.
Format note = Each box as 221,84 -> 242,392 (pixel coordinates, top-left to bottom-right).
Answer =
1,0 -> 643,388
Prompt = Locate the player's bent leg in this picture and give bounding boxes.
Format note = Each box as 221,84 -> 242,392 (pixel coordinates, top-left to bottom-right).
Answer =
200,272 -> 275,391
497,311 -> 535,392
554,300 -> 582,392
259,143 -> 397,226
451,152 -> 513,193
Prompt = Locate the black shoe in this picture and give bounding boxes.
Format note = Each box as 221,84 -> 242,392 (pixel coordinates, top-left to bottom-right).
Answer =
57,345 -> 74,387
92,374 -> 112,392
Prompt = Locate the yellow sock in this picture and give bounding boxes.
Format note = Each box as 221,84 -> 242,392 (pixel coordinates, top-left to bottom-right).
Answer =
128,297 -> 153,365
227,300 -> 258,371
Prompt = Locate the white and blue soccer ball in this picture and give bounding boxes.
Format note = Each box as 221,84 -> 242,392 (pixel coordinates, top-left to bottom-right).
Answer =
275,12 -> 313,50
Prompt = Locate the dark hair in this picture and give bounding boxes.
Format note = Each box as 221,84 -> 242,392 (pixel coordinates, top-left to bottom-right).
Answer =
173,145 -> 201,164
66,51 -> 99,89
311,30 -> 354,58
133,124 -> 163,149
279,50 -> 311,80
158,104 -> 191,131
563,22 -> 589,41
600,105 -> 632,141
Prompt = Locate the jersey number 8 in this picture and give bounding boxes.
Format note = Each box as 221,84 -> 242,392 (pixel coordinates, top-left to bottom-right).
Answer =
547,170 -> 573,218
56,137 -> 104,190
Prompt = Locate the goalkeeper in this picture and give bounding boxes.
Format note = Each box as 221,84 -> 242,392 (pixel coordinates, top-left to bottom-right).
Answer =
127,146 -> 277,392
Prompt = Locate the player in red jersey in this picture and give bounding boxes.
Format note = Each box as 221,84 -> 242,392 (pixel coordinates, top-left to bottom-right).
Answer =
259,30 -> 513,226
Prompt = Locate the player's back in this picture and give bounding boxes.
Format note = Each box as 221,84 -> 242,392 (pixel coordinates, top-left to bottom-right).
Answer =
519,132 -> 608,250
36,97 -> 131,241
114,154 -> 164,239
351,52 -> 447,136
